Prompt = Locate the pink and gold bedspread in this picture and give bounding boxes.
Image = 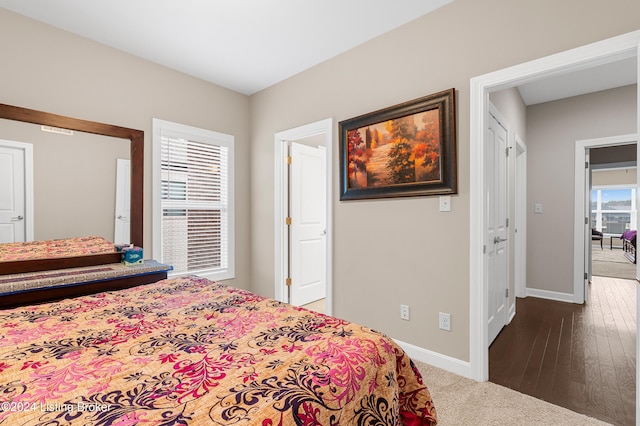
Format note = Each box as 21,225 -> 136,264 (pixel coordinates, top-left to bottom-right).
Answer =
0,236 -> 115,262
0,276 -> 437,425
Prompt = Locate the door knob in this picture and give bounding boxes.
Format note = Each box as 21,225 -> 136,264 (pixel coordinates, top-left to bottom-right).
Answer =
11,215 -> 23,221
493,236 -> 507,244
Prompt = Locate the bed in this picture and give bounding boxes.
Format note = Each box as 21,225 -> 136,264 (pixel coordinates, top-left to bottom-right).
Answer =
0,237 -> 123,276
621,230 -> 636,264
0,235 -> 122,281
0,275 -> 437,425
0,237 -> 171,310
0,236 -> 116,263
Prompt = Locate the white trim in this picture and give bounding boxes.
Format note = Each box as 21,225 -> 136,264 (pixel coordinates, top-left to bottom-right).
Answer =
152,118 -> 235,281
514,134 -> 527,299
394,339 -> 472,379
525,288 -> 575,304
574,134 -> 637,303
592,162 -> 636,171
470,30 -> 640,382
636,41 -> 640,425
274,118 -> 334,315
488,100 -> 509,131
0,139 -> 34,242
592,183 -> 638,190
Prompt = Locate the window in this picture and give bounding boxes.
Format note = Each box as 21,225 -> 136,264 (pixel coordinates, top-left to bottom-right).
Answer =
153,119 -> 234,280
591,187 -> 636,235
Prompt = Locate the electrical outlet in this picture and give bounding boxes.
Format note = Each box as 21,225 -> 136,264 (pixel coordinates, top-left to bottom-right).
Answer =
439,312 -> 451,331
400,305 -> 410,321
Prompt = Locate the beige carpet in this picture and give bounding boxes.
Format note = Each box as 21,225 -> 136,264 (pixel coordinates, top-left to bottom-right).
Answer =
592,245 -> 636,280
414,361 -> 611,425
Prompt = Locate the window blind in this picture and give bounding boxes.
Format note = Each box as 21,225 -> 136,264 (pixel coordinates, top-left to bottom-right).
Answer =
160,135 -> 230,276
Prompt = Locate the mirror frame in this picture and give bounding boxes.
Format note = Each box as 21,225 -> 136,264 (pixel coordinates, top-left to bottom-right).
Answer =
0,103 -> 143,274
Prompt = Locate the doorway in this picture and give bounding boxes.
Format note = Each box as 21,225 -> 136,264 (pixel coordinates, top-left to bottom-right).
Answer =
0,139 -> 33,243
289,141 -> 326,307
114,158 -> 131,245
471,29 -> 639,418
274,118 -> 333,315
575,136 -> 638,288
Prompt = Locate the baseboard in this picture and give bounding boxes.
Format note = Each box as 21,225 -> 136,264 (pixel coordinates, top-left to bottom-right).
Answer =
525,287 -> 574,303
394,338 -> 473,379
394,290 -> 572,381
508,302 -> 516,323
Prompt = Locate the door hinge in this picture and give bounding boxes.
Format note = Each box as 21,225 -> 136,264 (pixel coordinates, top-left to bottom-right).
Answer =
585,161 -> 589,169
286,277 -> 292,287
584,272 -> 588,280
506,147 -> 510,157
286,156 -> 292,164
505,288 -> 509,298
285,217 -> 292,225
483,245 -> 486,254
506,218 -> 509,228
585,217 -> 588,225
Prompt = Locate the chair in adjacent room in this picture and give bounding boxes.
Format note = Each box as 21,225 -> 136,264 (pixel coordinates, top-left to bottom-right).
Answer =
591,228 -> 603,250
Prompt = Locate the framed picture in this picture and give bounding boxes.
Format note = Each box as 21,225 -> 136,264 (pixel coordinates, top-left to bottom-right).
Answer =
339,88 -> 457,200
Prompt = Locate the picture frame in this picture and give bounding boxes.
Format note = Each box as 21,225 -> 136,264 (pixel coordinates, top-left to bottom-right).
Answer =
339,88 -> 457,200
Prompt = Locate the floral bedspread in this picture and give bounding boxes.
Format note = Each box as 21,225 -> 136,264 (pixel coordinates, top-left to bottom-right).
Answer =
0,236 -> 115,262
0,276 -> 437,425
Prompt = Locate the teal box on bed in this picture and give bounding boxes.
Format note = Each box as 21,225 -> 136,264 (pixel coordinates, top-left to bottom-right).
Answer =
122,247 -> 143,266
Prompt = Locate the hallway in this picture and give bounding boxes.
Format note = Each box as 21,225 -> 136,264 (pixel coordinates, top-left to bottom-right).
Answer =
489,276 -> 636,425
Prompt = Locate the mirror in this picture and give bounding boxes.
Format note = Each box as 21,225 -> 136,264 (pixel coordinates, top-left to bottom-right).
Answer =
0,118 -> 130,241
0,103 -> 143,274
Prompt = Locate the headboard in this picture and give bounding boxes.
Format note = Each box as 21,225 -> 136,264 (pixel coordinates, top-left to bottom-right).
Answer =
0,103 -> 143,274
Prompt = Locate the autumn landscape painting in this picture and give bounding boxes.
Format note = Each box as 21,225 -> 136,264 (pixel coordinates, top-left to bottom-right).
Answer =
346,108 -> 441,189
339,88 -> 457,200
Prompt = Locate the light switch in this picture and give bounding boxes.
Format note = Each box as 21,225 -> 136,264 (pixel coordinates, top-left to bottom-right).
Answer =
439,195 -> 451,212
534,203 -> 543,214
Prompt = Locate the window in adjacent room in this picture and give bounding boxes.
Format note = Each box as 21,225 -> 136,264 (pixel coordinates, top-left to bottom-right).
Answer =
152,119 -> 234,280
591,186 -> 637,235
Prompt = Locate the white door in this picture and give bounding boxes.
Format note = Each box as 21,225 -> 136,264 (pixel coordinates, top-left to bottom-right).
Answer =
290,142 -> 326,306
486,109 -> 509,345
0,145 -> 26,243
114,158 -> 131,244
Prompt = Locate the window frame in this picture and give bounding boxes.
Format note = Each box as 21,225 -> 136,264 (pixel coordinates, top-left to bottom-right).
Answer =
591,185 -> 637,235
152,119 -> 235,281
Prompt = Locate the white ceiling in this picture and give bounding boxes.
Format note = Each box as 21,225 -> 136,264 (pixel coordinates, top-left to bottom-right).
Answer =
1,0 -> 635,101
517,56 -> 637,106
0,0 -> 453,95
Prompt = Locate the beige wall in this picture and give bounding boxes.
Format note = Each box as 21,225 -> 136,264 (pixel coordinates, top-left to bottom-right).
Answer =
0,9 -> 251,289
592,168 -> 637,186
250,0 -> 640,361
526,85 -> 636,294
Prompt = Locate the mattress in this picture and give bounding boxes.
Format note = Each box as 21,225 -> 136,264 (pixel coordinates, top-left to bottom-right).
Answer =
0,275 -> 437,425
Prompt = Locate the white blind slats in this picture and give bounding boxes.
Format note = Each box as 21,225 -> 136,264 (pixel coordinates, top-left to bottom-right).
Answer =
160,133 -> 230,276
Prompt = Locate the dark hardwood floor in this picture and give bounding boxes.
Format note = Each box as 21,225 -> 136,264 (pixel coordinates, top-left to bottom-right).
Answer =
489,276 -> 636,425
